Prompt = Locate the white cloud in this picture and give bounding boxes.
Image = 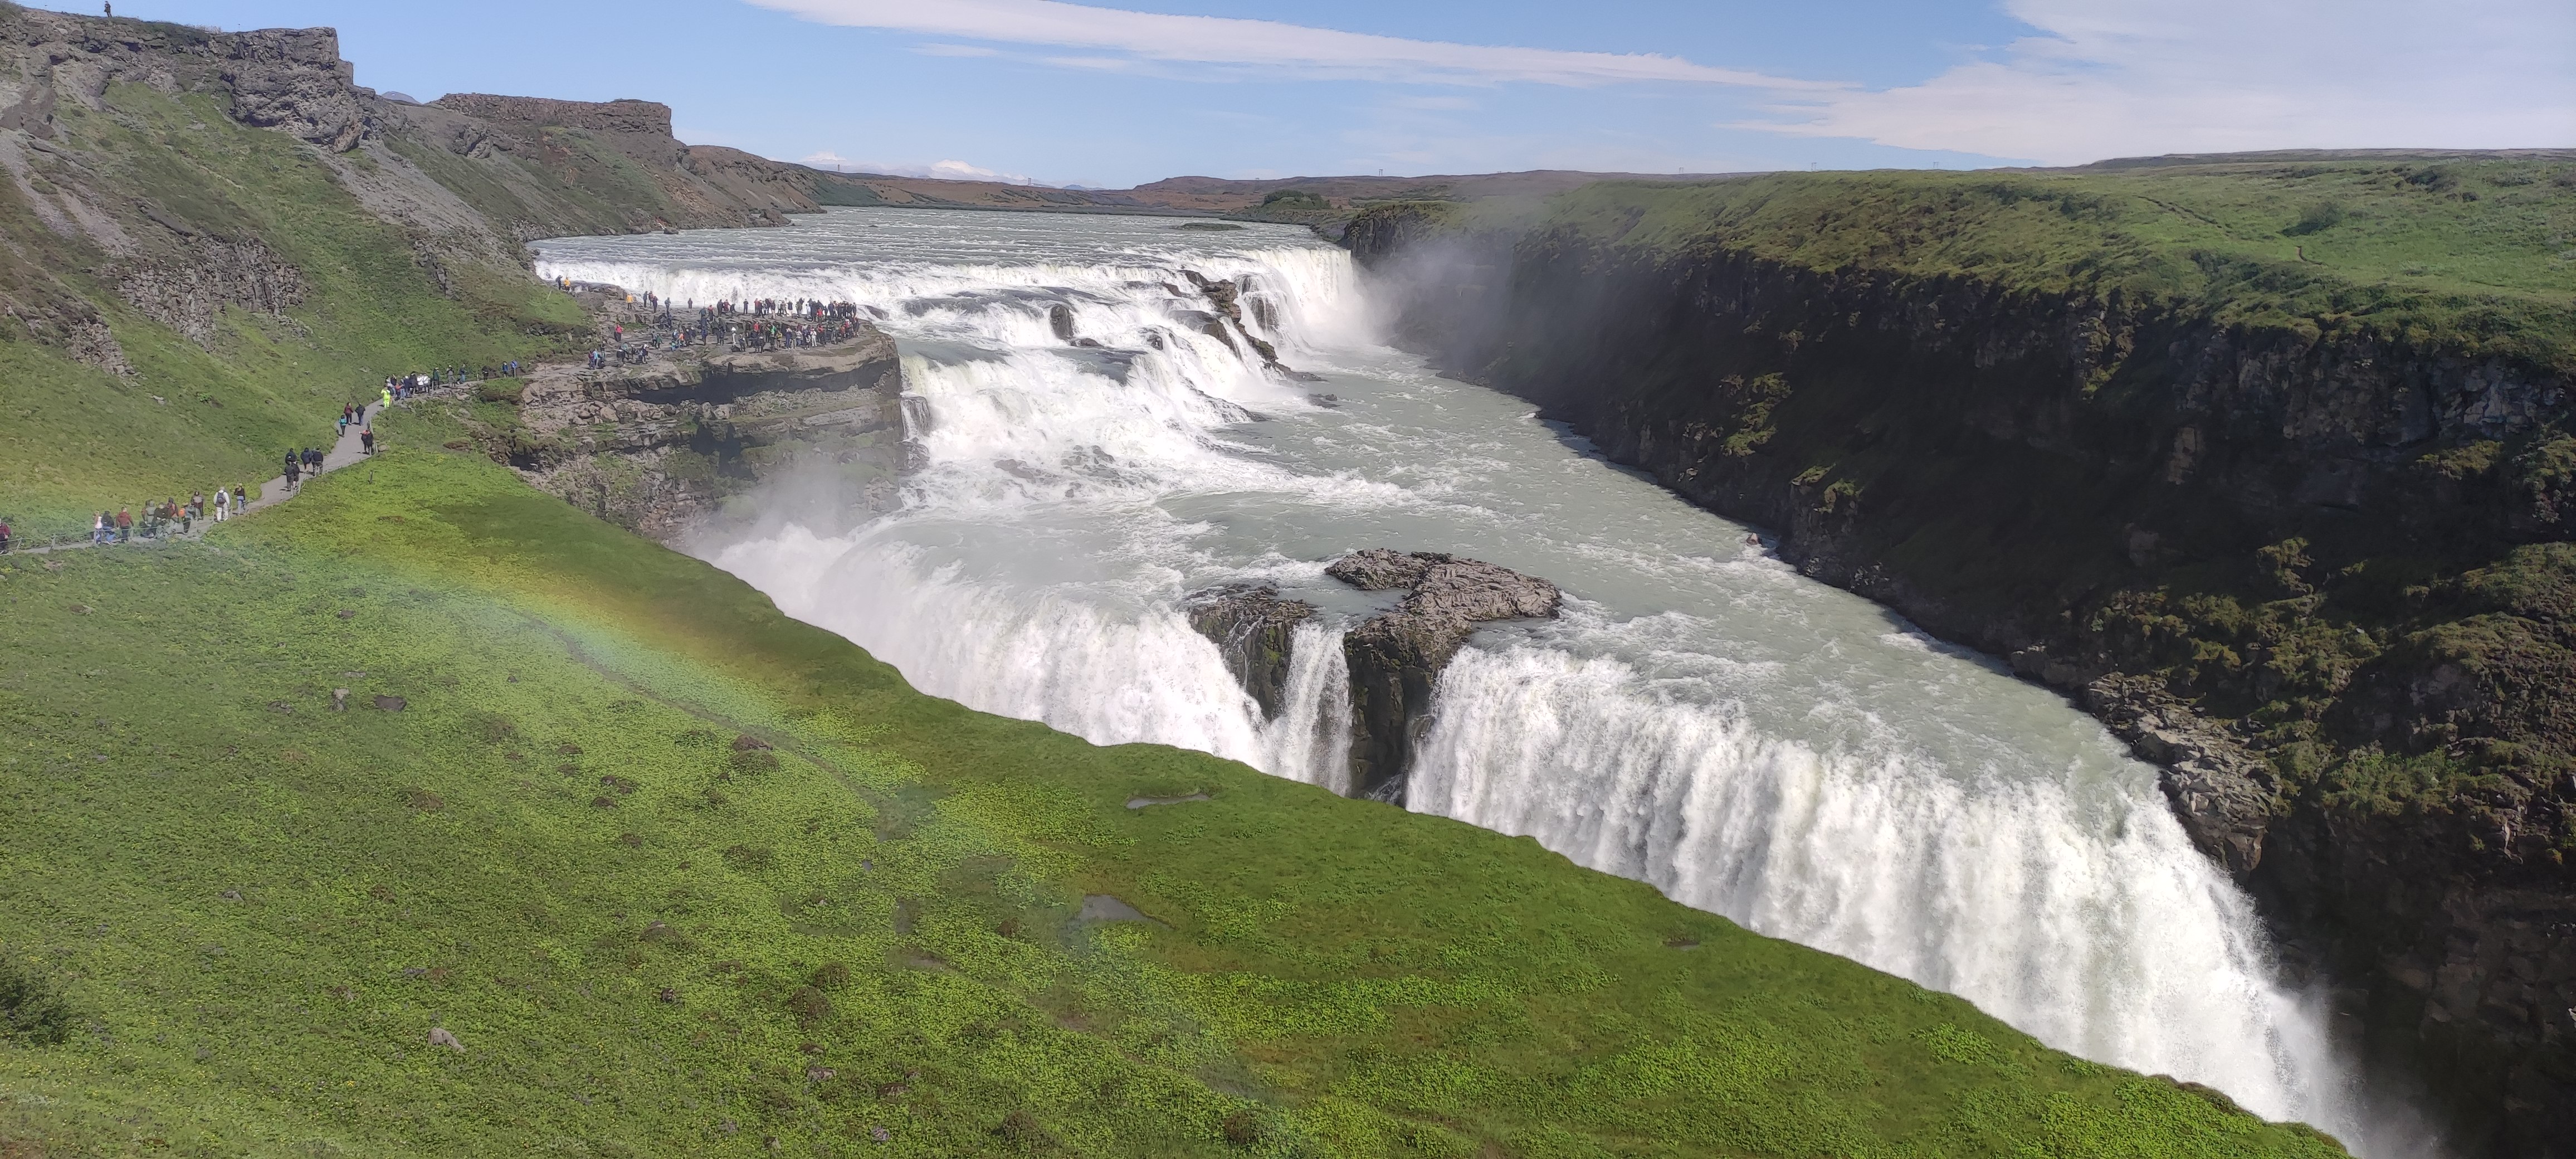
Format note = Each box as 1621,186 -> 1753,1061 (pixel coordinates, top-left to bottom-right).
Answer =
912,43 -> 999,57
1741,0 -> 2576,164
802,152 -> 1042,184
744,0 -> 1829,89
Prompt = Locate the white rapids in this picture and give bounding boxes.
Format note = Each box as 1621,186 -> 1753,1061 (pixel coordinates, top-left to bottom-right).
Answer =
534,207 -> 2399,1150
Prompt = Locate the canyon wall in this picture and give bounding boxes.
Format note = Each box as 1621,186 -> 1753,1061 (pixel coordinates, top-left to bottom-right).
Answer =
1351,177 -> 2576,1155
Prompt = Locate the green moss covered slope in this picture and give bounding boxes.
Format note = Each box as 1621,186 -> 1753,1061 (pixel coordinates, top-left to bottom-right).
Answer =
0,76 -> 588,538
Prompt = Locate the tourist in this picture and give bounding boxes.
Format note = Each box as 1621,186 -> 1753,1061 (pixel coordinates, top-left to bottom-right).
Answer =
285,452 -> 300,490
212,488 -> 227,522
115,507 -> 131,542
360,427 -> 375,456
0,517 -> 11,553
232,485 -> 246,514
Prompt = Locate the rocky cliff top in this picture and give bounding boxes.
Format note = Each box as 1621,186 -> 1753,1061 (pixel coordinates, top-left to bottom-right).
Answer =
432,93 -> 673,137
1328,548 -> 1562,627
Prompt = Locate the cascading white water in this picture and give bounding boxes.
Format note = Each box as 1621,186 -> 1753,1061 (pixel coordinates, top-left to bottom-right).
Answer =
533,207 -> 2398,1151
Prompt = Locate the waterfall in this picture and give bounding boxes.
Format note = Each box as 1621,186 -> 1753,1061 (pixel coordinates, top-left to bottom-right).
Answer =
530,208 -> 2392,1151
1412,642 -> 2341,1117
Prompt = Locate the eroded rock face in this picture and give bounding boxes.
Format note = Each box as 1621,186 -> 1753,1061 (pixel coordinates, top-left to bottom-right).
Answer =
115,239 -> 305,346
1330,550 -> 1561,800
505,311 -> 905,539
1177,552 -> 1562,799
1179,269 -> 1283,366
2085,675 -> 2276,875
214,27 -> 373,152
1182,584 -> 1314,719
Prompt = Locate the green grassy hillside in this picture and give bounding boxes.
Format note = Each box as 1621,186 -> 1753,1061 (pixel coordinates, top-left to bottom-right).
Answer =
0,413 -> 2347,1157
0,78 -> 590,542
1436,154 -> 2575,369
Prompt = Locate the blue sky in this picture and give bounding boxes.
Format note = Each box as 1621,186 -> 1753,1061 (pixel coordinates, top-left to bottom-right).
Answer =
55,0 -> 2575,188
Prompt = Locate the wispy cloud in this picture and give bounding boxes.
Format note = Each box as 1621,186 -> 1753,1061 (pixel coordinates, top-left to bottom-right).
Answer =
1740,0 -> 2575,164
745,0 -> 1830,89
911,43 -> 999,57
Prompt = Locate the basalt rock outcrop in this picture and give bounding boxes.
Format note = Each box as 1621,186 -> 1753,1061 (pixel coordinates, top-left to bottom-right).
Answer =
1179,269 -> 1284,367
499,301 -> 904,539
1182,583 -> 1314,719
1182,551 -> 1562,801
1331,550 -> 1561,800
1339,551 -> 1555,803
2082,674 -> 2278,876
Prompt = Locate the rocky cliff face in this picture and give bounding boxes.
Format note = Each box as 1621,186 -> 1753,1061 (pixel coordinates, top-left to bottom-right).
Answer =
0,4 -> 850,386
1329,550 -> 1562,799
425,94 -> 824,230
1354,207 -> 2576,1155
1185,550 -> 1562,801
494,304 -> 905,540
1182,584 -> 1314,719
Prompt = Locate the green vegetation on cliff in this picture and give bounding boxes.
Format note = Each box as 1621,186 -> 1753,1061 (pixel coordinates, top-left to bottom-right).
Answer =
0,77 -> 586,539
1356,154 -> 2576,1153
1422,153 -> 2575,369
0,411 -> 2348,1157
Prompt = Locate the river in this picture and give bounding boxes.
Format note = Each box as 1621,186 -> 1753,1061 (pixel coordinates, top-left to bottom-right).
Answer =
533,206 -> 2390,1149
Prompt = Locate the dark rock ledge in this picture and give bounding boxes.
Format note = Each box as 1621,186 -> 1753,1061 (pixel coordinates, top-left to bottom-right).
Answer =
1183,550 -> 1562,802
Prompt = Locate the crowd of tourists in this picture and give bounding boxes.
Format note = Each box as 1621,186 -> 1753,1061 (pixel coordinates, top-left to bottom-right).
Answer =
82,491 -> 247,544
584,296 -> 868,366
696,298 -> 868,353
386,362 -> 520,394
8,382 -> 407,553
